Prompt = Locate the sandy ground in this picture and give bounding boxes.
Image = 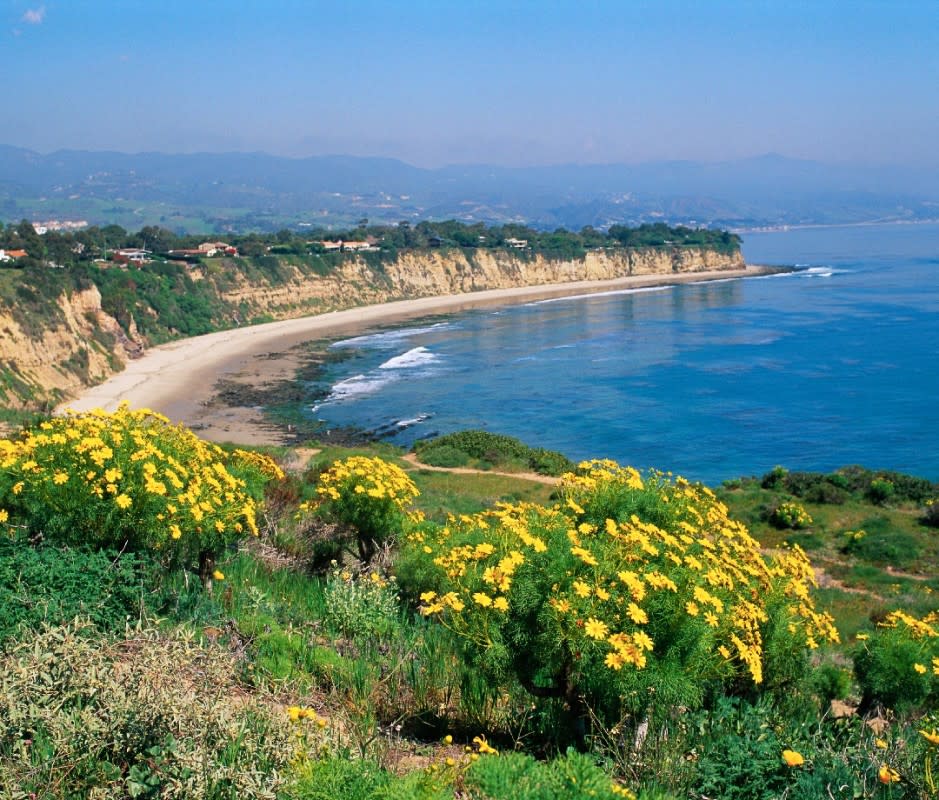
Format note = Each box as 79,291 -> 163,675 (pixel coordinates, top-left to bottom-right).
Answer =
61,266 -> 777,445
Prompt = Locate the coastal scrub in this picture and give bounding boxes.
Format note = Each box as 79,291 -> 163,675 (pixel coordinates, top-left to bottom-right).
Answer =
0,404 -> 280,578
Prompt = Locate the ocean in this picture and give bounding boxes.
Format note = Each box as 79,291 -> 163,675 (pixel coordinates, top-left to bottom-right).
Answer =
299,223 -> 939,485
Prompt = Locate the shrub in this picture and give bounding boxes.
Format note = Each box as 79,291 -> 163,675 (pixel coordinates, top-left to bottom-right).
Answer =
0,405 -> 279,580
867,478 -> 896,505
853,610 -> 939,712
398,460 -> 838,740
323,563 -> 401,639
413,430 -> 573,477
420,444 -> 471,468
924,498 -> 939,528
0,532 -> 148,643
769,501 -> 813,530
302,456 -> 421,562
464,748 -> 627,800
0,621 -> 306,798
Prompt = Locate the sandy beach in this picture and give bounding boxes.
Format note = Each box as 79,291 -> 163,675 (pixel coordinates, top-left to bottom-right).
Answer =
62,266 -> 778,445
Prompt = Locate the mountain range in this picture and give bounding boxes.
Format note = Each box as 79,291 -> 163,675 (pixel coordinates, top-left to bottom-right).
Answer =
1,145 -> 937,234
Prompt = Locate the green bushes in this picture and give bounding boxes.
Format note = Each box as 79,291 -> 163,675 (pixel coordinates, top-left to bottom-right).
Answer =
853,610 -> 939,712
759,465 -> 937,506
0,532 -> 148,642
413,430 -> 574,477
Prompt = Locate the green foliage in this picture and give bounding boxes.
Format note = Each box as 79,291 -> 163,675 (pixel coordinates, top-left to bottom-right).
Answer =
414,430 -> 574,477
323,564 -> 401,639
0,532 -> 148,643
853,610 -> 939,712
839,519 -> 921,567
464,749 -> 624,800
419,444 -> 471,468
0,621 -> 301,798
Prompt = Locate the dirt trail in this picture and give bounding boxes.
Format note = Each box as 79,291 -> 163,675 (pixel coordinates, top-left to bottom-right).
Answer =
400,452 -> 560,486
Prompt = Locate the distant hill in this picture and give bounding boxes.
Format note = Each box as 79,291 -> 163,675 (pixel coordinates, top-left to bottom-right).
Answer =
2,145 -> 937,233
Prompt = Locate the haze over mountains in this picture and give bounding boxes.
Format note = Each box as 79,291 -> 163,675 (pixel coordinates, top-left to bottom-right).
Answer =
2,144 -> 937,234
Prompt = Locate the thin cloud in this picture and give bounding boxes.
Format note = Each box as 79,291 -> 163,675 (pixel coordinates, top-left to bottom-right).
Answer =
22,6 -> 46,24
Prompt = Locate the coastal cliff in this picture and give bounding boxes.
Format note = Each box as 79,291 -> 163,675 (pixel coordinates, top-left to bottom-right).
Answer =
0,246 -> 742,410
219,246 -> 743,320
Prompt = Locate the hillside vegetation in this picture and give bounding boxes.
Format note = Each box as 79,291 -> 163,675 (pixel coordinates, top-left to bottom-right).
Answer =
1,412 -> 938,798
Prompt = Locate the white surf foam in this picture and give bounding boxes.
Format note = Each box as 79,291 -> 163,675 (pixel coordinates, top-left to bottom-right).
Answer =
379,346 -> 440,370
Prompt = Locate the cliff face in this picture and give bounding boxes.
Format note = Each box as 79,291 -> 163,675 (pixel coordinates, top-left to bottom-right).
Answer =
0,284 -> 144,409
220,246 -> 744,320
0,246 -> 742,409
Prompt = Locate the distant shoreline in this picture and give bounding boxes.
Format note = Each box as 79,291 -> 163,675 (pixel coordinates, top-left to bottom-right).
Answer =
62,264 -> 787,446
734,218 -> 939,234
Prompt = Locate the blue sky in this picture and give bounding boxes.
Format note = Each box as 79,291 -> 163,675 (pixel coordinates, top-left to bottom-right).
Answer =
3,0 -> 937,166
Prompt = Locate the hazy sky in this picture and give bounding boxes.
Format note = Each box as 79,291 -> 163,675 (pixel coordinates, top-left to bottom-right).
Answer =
3,0 -> 938,167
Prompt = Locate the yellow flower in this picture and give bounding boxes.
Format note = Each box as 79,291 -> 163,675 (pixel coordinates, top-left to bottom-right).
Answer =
921,729 -> 939,746
473,592 -> 493,607
472,735 -> 497,755
585,617 -> 609,640
878,764 -> 900,784
492,597 -> 509,612
115,493 -> 132,509
605,652 -> 625,670
781,749 -> 804,767
855,633 -> 869,641
875,738 -> 888,749
572,580 -> 591,598
914,663 -> 927,674
0,509 -> 8,523
212,570 -> 225,581
442,734 -> 453,745
627,602 -> 648,625
420,591 -> 438,602
52,471 -> 69,485
170,524 -> 182,540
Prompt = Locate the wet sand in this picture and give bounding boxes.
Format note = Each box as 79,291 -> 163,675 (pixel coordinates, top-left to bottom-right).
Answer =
61,266 -> 780,445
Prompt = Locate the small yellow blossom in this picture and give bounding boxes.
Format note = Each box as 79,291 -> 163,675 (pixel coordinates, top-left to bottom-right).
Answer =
781,749 -> 804,767
585,617 -> 609,640
878,764 -> 900,784
921,730 -> 939,746
212,570 -> 225,581
115,493 -> 132,509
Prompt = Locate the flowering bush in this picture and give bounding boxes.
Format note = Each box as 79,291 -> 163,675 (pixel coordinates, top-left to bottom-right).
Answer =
398,460 -> 838,730
770,501 -> 813,530
302,456 -> 421,561
853,609 -> 939,712
0,405 -> 279,577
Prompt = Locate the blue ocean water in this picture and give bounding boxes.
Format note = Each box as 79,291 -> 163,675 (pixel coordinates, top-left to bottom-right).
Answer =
301,223 -> 939,484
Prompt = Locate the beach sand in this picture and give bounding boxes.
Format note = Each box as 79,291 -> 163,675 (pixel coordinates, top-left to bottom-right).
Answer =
62,266 -> 778,445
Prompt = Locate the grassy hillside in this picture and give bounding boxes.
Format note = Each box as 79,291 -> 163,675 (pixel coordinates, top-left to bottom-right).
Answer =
2,412 -> 938,798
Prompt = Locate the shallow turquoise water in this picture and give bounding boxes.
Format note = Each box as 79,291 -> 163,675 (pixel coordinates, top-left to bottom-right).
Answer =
300,223 -> 939,484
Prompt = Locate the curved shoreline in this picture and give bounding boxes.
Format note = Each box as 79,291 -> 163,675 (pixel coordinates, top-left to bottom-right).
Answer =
62,265 -> 784,445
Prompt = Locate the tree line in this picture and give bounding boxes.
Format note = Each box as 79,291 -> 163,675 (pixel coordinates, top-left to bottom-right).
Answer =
0,219 -> 741,269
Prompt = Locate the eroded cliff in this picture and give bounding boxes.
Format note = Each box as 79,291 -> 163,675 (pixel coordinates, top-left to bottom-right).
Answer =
0,246 -> 743,409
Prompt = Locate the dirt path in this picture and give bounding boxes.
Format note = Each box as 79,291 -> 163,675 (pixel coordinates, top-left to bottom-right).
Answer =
401,452 -> 560,486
